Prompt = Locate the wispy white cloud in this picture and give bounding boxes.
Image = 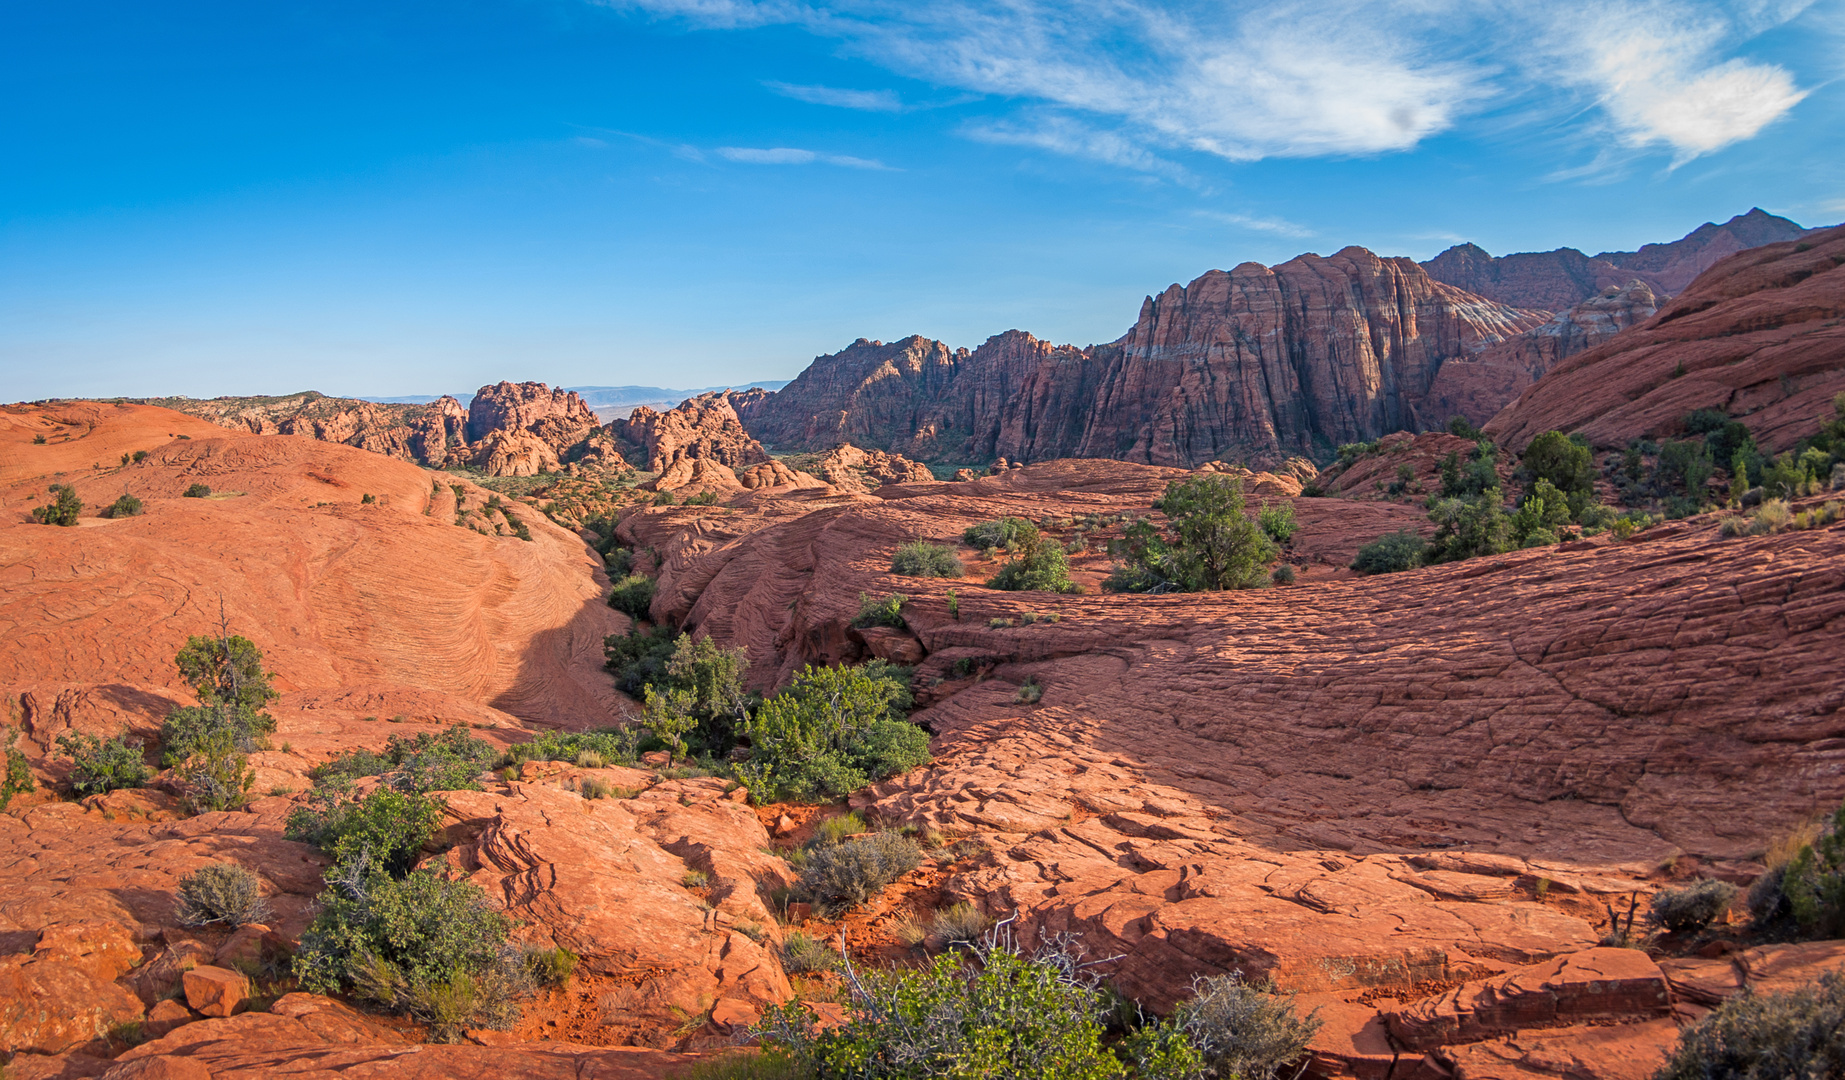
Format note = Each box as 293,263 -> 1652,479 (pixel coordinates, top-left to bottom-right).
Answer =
599,0 -> 1816,171
716,145 -> 895,169
1194,210 -> 1316,237
765,81 -> 904,111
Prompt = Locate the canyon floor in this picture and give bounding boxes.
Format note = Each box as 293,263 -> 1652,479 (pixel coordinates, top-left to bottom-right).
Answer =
2,401 -> 1842,1079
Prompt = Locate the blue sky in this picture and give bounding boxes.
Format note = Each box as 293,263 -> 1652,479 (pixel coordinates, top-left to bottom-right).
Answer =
3,0 -> 1842,400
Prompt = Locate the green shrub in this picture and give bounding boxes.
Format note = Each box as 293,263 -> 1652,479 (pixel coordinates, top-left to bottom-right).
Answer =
31,484 -> 82,526
685,489 -> 721,506
653,489 -> 676,505
1351,530 -> 1425,574
990,530 -> 1079,593
183,482 -> 212,498
757,932 -> 1140,1079
891,541 -> 963,578
294,867 -> 523,1042
963,517 -> 1036,550
1107,475 -> 1277,593
175,861 -> 271,927
1518,431 -> 1595,507
852,592 -> 908,629
1751,499 -> 1793,535
523,945 -> 578,987
176,727 -> 255,813
1447,415 -> 1481,439
55,731 -> 152,796
1656,439 -> 1715,499
603,623 -> 680,695
1425,488 -> 1511,563
1655,971 -> 1845,1080
1167,972 -> 1323,1080
512,727 -> 640,768
608,573 -> 657,620
107,493 -> 144,518
780,931 -> 840,974
738,663 -> 927,804
1270,565 -> 1295,586
1,724 -> 36,811
680,1049 -> 813,1080
1647,879 -> 1738,933
1781,802 -> 1845,940
1256,502 -> 1296,544
285,786 -> 444,876
314,724 -> 497,793
796,831 -> 924,914
813,812 -> 867,847
1015,680 -> 1043,704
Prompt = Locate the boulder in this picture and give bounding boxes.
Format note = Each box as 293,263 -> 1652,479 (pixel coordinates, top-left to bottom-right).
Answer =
181,966 -> 251,1018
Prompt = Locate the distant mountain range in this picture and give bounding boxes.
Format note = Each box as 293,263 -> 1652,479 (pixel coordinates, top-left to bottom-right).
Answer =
356,382 -> 790,422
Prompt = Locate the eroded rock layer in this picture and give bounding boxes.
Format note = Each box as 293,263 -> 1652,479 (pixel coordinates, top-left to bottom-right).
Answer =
1487,223 -> 1845,453
739,253 -> 1547,468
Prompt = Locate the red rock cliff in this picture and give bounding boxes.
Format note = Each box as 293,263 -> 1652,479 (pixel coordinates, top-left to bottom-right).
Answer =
739,249 -> 1547,467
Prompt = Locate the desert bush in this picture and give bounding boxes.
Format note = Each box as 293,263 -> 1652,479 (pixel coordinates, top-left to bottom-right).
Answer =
1518,431 -> 1595,509
161,631 -> 279,765
1164,971 -> 1323,1080
603,623 -> 680,696
852,592 -> 908,628
1015,680 -> 1043,704
1270,565 -> 1295,586
931,902 -> 992,943
1779,802 -> 1845,940
513,727 -> 640,768
176,727 -> 255,813
1655,439 -> 1715,500
780,931 -> 840,974
963,517 -> 1036,550
1719,515 -> 1749,537
1351,530 -> 1426,574
1108,475 -> 1276,593
1256,502 -> 1296,545
608,573 -> 657,620
682,1050 -> 813,1080
739,662 -> 927,803
891,541 -> 963,578
55,731 -> 152,796
757,929 -> 1137,1079
1654,971 -> 1845,1080
1750,499 -> 1793,535
314,723 -> 498,793
523,945 -> 578,987
31,484 -> 82,526
1426,487 -> 1511,563
176,861 -> 271,927
652,489 -> 676,505
1647,879 -> 1738,933
1,723 -> 36,811
295,867 -> 523,1041
285,785 -> 444,876
107,493 -> 144,518
183,482 -> 211,498
685,489 -> 721,506
795,831 -> 923,913
988,531 -> 1079,593
813,812 -> 867,847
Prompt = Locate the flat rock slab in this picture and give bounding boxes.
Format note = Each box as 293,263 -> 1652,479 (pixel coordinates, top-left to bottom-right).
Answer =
1432,1017 -> 1681,1080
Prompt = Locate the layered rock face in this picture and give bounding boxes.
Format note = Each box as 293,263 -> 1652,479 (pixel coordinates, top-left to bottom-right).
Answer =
610,391 -> 770,475
1421,208 -> 1815,310
739,253 -> 1548,467
1487,223 -> 1845,453
1422,280 -> 1660,426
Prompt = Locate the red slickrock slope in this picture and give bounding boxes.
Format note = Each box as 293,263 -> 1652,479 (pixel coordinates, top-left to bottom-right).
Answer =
1422,281 -> 1660,427
806,443 -> 936,491
1487,224 -> 1845,453
0,401 -> 804,1069
739,252 -> 1547,467
1422,208 -> 1817,310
